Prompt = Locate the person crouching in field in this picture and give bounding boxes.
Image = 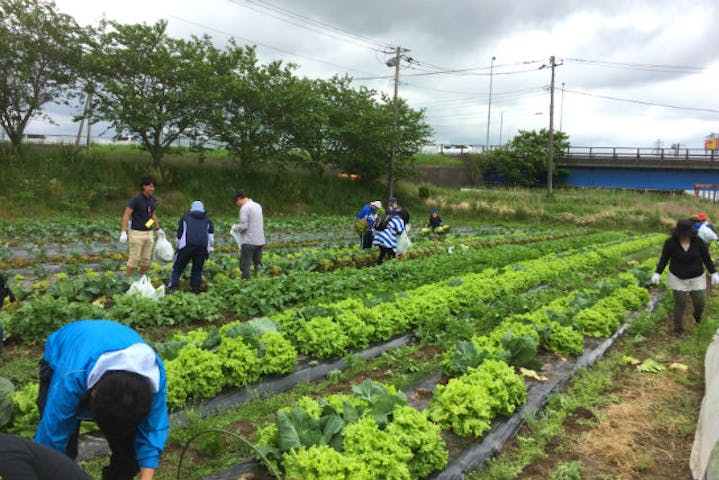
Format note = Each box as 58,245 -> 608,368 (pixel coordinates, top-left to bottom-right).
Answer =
652,219 -> 719,337
35,320 -> 168,480
168,201 -> 214,294
373,210 -> 405,265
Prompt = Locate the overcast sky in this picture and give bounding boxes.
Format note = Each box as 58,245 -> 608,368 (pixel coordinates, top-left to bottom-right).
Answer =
35,0 -> 719,148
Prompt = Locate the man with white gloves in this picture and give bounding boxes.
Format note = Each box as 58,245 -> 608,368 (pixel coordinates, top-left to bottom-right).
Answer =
652,219 -> 719,337
120,175 -> 162,276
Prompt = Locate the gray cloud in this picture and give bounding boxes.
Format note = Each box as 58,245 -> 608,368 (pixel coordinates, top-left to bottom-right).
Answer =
38,0 -> 719,147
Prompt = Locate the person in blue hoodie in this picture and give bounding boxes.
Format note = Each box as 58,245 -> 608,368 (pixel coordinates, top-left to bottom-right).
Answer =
35,320 -> 168,480
168,200 -> 214,293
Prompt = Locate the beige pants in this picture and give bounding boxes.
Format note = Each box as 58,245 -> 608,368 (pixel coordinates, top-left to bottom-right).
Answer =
128,230 -> 154,268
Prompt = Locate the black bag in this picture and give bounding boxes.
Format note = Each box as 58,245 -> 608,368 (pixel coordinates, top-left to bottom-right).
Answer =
374,214 -> 392,232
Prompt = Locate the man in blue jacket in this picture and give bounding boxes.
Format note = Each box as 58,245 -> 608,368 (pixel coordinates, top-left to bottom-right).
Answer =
168,200 -> 214,293
356,200 -> 382,250
35,320 -> 169,480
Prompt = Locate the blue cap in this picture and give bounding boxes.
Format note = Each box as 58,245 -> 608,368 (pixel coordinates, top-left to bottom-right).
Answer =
430,208 -> 437,213
388,197 -> 397,204
190,200 -> 205,212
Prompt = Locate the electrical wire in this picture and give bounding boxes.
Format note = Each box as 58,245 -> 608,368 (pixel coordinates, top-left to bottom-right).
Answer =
565,58 -> 704,74
167,14 -> 380,76
565,89 -> 719,114
226,0 -> 390,52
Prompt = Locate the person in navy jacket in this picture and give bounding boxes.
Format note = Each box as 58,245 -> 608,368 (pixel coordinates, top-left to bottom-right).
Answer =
168,200 -> 214,293
35,320 -> 169,480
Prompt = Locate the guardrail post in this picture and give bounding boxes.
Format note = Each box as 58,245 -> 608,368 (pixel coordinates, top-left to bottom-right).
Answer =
686,149 -> 690,160
661,148 -> 665,160
612,147 -> 616,158
637,148 -> 640,159
589,147 -> 593,159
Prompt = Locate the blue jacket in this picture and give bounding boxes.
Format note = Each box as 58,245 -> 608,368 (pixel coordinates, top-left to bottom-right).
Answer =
177,210 -> 214,250
35,320 -> 169,469
357,205 -> 378,229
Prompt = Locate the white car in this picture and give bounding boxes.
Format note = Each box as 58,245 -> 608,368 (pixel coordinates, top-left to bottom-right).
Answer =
441,144 -> 473,155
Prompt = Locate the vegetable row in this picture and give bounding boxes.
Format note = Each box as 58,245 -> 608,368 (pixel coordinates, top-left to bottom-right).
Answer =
248,267 -> 655,479
156,235 -> 658,409
1,231 -> 625,344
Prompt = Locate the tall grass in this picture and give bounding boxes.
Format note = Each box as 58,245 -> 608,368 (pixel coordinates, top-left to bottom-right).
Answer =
0,146 -> 386,219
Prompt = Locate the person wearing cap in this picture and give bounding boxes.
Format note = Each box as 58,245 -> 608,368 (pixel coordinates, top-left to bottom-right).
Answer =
356,201 -> 382,250
168,201 -> 214,294
35,320 -> 169,480
693,212 -> 718,247
652,219 -> 719,337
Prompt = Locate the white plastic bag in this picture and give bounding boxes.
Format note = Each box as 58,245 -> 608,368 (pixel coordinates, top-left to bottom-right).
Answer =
126,275 -> 165,300
230,224 -> 243,251
698,224 -> 718,245
153,231 -> 174,263
396,232 -> 412,254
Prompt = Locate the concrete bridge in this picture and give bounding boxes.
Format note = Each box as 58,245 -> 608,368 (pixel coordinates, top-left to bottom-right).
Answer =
556,147 -> 719,190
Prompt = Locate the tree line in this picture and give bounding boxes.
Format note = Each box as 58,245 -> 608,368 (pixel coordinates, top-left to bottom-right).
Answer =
0,0 -> 431,184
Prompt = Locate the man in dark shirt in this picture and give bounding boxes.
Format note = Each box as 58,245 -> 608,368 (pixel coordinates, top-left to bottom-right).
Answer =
0,433 -> 92,480
120,176 -> 163,276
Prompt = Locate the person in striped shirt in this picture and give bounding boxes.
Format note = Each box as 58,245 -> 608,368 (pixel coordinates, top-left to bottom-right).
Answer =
373,211 -> 405,265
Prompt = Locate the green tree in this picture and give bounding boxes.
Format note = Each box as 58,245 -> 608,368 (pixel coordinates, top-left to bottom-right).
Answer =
0,0 -> 81,147
207,43 -> 299,168
487,129 -> 569,185
84,20 -> 221,166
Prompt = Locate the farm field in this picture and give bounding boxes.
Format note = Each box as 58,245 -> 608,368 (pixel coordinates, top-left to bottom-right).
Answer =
1,207 -> 703,480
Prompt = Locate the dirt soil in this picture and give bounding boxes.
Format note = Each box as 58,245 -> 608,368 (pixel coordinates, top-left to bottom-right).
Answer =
518,320 -> 704,480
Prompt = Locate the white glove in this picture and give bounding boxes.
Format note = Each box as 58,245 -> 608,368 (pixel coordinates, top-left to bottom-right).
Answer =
119,231 -> 128,243
208,246 -> 214,254
712,272 -> 719,286
650,273 -> 660,285
230,224 -> 240,233
157,228 -> 165,238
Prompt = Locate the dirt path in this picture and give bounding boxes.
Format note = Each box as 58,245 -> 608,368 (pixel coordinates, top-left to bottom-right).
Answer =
473,293 -> 713,480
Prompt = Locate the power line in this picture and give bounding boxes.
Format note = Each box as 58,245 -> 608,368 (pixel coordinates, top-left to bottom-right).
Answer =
167,14 -> 379,76
226,0 -> 390,52
352,62 -> 542,81
565,58 -> 704,74
565,89 -> 719,114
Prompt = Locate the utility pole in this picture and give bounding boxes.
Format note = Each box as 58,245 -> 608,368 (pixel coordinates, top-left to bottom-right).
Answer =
85,91 -> 93,152
485,56 -> 496,149
75,91 -> 91,149
499,111 -> 504,145
387,45 -> 405,200
544,56 -> 561,195
559,82 -> 565,132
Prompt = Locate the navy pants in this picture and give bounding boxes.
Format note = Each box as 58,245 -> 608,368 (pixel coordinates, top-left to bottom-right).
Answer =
360,230 -> 374,250
169,245 -> 208,293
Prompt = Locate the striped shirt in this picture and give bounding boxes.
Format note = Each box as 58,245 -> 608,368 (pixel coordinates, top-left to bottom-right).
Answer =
373,217 -> 405,250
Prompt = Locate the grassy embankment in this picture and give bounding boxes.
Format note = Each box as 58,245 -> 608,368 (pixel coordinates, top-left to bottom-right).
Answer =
1,145 -> 717,233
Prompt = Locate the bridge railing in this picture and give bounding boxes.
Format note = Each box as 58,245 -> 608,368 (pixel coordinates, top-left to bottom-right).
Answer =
564,146 -> 717,161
